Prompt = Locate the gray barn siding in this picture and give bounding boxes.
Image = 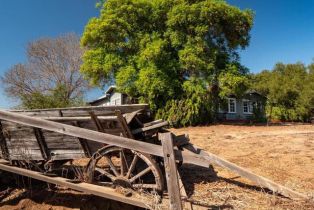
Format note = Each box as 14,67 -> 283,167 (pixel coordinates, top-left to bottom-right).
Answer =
218,93 -> 265,121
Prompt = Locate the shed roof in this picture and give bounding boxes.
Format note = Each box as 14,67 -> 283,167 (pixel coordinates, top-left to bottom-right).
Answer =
88,85 -> 116,105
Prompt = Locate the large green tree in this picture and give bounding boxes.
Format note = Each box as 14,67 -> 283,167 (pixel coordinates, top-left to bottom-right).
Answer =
81,0 -> 253,126
252,62 -> 314,122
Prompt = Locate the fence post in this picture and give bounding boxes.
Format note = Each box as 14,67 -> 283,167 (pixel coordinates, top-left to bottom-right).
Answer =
159,132 -> 183,210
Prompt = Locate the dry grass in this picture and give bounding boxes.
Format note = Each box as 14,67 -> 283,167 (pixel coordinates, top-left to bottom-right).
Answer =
171,124 -> 314,209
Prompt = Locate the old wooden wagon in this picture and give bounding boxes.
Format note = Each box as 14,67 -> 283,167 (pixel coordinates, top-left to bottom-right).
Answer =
0,105 -> 307,210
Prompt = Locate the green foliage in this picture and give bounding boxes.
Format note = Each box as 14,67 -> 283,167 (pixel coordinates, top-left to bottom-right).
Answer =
252,62 -> 314,122
156,77 -> 212,127
252,101 -> 267,123
218,64 -> 250,98
20,85 -> 85,109
81,0 -> 253,126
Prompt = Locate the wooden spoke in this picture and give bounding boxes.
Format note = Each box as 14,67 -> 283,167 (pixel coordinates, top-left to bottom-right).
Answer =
120,150 -> 127,176
132,184 -> 158,189
95,167 -> 116,181
104,156 -> 119,177
126,154 -> 139,179
86,146 -> 164,193
129,167 -> 152,183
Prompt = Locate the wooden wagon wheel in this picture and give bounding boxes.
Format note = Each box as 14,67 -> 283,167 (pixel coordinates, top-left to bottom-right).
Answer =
85,146 -> 164,193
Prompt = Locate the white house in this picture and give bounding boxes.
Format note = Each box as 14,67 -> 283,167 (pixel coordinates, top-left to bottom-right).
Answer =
88,86 -> 137,106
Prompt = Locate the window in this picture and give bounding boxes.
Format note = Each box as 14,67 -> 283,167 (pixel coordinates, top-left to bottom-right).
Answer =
243,100 -> 253,114
228,98 -> 236,113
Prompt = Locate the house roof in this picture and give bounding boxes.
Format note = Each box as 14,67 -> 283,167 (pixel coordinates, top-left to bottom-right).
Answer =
88,85 -> 116,105
227,89 -> 267,99
244,90 -> 267,98
105,85 -> 116,95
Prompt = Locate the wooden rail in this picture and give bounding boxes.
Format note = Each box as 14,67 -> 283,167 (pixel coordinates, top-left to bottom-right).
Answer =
0,160 -> 149,208
160,133 -> 183,210
10,104 -> 149,113
0,109 -> 308,201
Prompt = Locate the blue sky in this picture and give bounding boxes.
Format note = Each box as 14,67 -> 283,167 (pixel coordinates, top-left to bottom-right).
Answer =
0,0 -> 313,108
229,0 -> 314,71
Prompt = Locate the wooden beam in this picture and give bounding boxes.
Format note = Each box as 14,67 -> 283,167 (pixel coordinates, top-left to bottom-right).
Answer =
89,111 -> 105,132
73,121 -> 92,157
159,132 -> 183,210
33,128 -> 50,160
143,119 -> 163,127
115,110 -> 134,138
41,116 -> 118,122
132,121 -> 168,134
181,143 -> 308,200
0,160 -> 150,208
12,104 -> 148,114
177,171 -> 192,210
0,121 -> 9,159
124,109 -> 143,124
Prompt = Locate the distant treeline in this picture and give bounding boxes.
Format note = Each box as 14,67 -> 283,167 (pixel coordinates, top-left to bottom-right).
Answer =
251,62 -> 314,122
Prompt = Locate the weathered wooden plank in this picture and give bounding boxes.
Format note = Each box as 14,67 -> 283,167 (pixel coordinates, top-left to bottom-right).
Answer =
177,171 -> 192,210
11,104 -> 148,114
115,110 -> 134,138
49,149 -> 86,160
33,128 -> 50,160
13,110 -> 61,117
40,140 -> 82,147
0,161 -> 150,209
89,111 -> 105,132
76,121 -> 98,131
6,141 -> 40,147
143,119 -> 163,127
159,132 -> 182,210
89,111 -> 124,136
132,121 -> 169,135
41,143 -> 82,150
8,148 -> 44,160
0,121 -> 9,159
8,135 -> 38,143
124,109 -> 143,124
181,143 -> 308,200
101,129 -> 123,135
73,121 -> 92,157
41,116 -> 118,122
3,123 -> 43,159
10,105 -> 148,119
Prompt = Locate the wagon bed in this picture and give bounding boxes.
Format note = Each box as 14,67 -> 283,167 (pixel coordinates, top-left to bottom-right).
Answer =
0,104 -> 152,161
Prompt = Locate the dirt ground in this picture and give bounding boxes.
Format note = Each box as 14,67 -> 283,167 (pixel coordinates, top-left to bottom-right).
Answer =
0,124 -> 314,209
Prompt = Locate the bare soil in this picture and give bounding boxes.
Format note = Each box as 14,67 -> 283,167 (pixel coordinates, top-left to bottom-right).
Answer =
0,124 -> 314,209
172,124 -> 314,209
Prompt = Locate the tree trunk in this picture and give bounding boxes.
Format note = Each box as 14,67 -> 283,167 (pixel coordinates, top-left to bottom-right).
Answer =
211,82 -> 219,123
267,104 -> 273,126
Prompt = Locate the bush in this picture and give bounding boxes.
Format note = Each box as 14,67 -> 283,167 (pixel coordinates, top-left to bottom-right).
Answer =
156,78 -> 213,127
